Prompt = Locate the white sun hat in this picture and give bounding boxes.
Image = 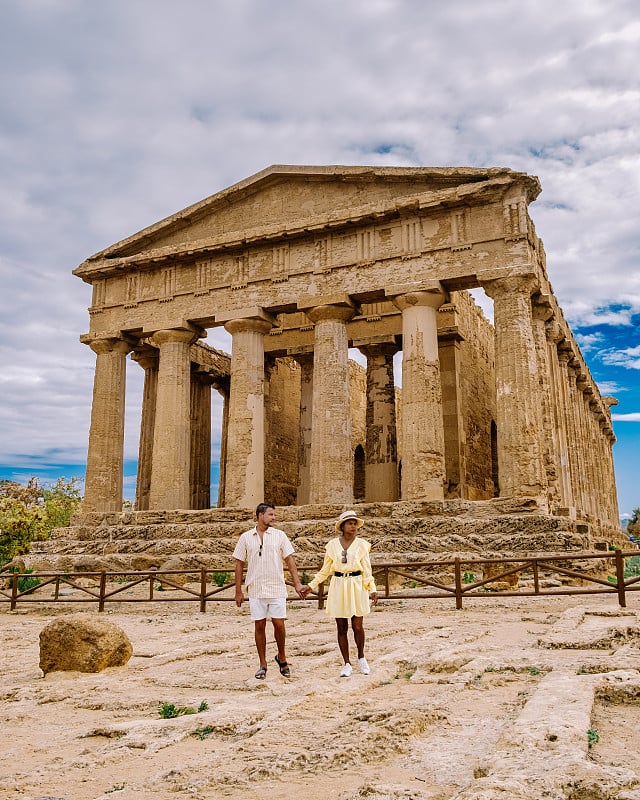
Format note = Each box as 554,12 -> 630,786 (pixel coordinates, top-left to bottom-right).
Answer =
335,510 -> 365,532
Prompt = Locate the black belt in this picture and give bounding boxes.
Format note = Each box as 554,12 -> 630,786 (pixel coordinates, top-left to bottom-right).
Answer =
333,570 -> 362,577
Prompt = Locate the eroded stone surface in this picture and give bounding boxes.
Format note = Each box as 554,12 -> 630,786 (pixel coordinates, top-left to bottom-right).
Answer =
2,596 -> 639,800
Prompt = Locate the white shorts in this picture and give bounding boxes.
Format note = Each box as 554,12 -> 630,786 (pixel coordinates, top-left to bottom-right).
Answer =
249,597 -> 287,621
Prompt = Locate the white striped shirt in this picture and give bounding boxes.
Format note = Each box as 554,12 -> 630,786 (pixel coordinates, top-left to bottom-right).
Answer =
232,526 -> 294,599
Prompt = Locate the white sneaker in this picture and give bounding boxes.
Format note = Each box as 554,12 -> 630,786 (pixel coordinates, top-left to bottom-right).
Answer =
358,657 -> 370,675
340,663 -> 352,677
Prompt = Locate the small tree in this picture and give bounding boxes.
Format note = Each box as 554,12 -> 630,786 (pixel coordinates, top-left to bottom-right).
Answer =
0,477 -> 81,566
628,508 -> 640,538
0,496 -> 45,565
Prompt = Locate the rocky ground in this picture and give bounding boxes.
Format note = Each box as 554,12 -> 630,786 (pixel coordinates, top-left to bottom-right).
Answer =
2,590 -> 640,800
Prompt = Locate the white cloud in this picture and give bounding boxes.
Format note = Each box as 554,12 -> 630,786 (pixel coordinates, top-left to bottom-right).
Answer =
602,346 -> 640,370
612,413 -> 640,422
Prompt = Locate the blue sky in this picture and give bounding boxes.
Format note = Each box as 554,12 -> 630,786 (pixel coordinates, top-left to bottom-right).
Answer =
0,0 -> 638,520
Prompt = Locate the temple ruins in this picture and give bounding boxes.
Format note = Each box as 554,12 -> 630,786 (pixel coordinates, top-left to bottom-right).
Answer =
33,165 -> 625,571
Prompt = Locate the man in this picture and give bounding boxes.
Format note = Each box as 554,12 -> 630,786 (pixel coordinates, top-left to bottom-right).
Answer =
233,502 -> 304,679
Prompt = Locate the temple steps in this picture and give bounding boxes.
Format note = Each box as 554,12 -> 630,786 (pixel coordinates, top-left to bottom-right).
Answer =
25,499 -> 629,574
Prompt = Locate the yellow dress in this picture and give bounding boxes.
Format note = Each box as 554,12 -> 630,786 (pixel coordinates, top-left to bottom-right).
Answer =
308,537 -> 376,618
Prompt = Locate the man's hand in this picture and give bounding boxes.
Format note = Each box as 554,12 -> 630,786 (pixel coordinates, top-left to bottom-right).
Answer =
294,583 -> 305,599
235,589 -> 244,608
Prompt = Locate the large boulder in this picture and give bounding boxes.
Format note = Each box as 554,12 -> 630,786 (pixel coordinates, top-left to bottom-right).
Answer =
39,613 -> 133,675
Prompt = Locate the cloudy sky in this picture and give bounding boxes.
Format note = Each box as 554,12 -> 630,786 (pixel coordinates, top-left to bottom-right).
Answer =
1,0 -> 638,520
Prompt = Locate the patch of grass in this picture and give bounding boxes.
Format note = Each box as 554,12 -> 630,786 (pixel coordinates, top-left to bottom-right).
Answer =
301,572 -> 311,584
158,700 -> 208,719
192,725 -> 215,740
462,572 -> 475,584
212,571 -> 230,588
624,556 -> 640,578
587,728 -> 600,748
528,666 -> 541,676
105,784 -> 125,794
606,575 -> 617,584
484,666 -> 495,673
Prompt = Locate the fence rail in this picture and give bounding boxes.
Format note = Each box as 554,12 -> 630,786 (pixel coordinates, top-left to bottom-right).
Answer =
1,550 -> 639,612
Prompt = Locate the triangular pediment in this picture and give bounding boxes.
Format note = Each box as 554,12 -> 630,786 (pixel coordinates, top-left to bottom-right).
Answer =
76,164 -> 539,277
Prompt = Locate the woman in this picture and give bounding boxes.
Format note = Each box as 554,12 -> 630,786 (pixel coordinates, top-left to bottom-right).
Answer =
304,510 -> 378,677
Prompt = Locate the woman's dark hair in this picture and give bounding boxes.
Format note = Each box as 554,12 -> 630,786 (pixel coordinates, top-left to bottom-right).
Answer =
256,502 -> 275,519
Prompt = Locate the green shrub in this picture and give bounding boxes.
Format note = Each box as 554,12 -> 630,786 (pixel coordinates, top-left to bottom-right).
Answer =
212,571 -> 230,588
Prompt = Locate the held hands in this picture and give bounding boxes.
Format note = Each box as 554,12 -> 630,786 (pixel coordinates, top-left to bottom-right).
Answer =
299,585 -> 312,599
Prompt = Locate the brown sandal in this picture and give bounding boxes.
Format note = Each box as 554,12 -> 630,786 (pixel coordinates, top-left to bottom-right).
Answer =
255,666 -> 267,679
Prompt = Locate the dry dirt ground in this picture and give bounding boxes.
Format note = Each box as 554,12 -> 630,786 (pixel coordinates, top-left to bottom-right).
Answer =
2,591 -> 640,800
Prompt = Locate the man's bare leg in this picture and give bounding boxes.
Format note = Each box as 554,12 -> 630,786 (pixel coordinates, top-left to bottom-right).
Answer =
254,618 -> 267,668
272,617 -> 286,663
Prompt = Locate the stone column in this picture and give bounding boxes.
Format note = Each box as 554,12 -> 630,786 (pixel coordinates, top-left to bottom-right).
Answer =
294,351 -> 314,505
545,323 -> 574,514
214,378 -> 230,508
531,297 -> 560,507
148,328 -> 199,510
83,336 -> 131,513
223,316 -> 273,509
306,302 -> 357,504
574,373 -> 595,517
131,346 -> 158,512
190,370 -> 212,510
481,274 -> 546,499
562,353 -> 587,516
600,402 -> 619,527
357,340 -> 399,502
437,328 -> 465,499
391,287 -> 447,501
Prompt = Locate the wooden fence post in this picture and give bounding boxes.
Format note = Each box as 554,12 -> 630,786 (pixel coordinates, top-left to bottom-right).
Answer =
615,550 -> 626,608
98,571 -> 107,611
200,568 -> 207,613
454,557 -> 463,610
10,572 -> 18,610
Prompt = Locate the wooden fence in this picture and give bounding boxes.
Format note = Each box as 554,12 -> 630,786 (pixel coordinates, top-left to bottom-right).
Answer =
2,550 -> 640,612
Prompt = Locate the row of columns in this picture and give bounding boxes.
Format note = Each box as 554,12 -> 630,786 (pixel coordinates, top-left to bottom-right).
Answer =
82,276 -> 618,526
83,329 -> 228,513
220,289 -> 449,508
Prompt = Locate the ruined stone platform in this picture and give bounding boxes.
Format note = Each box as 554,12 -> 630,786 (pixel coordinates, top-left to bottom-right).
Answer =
27,498 -> 629,574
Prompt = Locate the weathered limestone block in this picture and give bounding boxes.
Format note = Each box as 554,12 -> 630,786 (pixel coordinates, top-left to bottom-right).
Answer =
39,614 -> 133,674
157,556 -> 189,588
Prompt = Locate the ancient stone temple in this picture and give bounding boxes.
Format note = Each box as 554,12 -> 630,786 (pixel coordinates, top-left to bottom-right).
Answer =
35,165 -> 622,572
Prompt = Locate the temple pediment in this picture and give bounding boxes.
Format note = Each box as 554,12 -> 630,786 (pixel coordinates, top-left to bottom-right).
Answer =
75,164 -> 539,280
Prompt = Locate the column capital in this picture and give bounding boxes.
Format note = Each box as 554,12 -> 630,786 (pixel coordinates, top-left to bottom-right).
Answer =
131,345 -> 159,371
224,317 -> 273,336
151,328 -> 199,347
356,339 -> 400,359
388,283 -> 447,312
545,319 -> 564,344
305,303 -> 357,324
532,293 -> 554,322
480,271 -> 539,299
83,335 -> 132,356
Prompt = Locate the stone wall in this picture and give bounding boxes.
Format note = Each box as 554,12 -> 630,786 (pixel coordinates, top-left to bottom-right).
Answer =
456,290 -> 498,499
